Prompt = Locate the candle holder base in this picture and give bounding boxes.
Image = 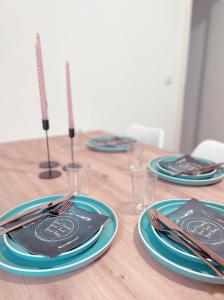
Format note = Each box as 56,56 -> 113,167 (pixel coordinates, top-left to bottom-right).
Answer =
39,161 -> 60,169
39,170 -> 62,179
62,162 -> 82,171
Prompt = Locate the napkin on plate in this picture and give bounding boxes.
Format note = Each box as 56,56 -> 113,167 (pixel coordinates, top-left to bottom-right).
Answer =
166,199 -> 224,261
159,155 -> 210,173
7,206 -> 109,257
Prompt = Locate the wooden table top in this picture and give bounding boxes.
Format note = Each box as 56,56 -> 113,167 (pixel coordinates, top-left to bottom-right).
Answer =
0,131 -> 223,300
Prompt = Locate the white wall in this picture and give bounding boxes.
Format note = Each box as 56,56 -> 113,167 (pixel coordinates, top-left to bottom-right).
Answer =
0,0 -> 192,150
197,0 -> 224,143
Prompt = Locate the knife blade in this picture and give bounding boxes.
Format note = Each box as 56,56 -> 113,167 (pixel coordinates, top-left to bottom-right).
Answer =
170,228 -> 224,277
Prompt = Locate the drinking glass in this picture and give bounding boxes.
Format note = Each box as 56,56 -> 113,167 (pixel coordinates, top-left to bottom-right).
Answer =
67,162 -> 89,196
131,168 -> 157,214
127,143 -> 144,170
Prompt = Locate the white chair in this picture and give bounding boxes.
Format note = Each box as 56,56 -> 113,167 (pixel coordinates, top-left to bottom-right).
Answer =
191,140 -> 224,163
125,123 -> 165,148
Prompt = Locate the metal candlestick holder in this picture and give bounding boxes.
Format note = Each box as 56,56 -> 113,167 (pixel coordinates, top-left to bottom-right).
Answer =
39,120 -> 61,179
39,161 -> 59,168
63,128 -> 79,171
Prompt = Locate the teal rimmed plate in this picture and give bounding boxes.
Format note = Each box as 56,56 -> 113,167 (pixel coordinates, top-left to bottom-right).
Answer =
150,200 -> 224,265
139,199 -> 224,284
0,195 -> 118,277
148,157 -> 224,186
4,200 -> 103,262
87,136 -> 136,153
157,156 -> 216,180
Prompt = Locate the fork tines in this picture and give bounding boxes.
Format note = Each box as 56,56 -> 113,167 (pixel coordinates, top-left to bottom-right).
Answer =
55,200 -> 72,215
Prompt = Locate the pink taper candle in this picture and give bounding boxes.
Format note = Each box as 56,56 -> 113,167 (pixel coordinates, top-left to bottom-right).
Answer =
35,33 -> 48,120
66,61 -> 74,129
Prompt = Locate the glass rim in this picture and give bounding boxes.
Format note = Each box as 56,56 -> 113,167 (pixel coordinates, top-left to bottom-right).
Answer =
66,162 -> 89,171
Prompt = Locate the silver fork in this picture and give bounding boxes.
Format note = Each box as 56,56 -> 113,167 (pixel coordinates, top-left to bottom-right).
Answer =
147,209 -> 224,277
0,200 -> 73,235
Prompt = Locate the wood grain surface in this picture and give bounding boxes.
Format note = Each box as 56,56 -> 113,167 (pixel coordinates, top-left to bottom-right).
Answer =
0,131 -> 223,300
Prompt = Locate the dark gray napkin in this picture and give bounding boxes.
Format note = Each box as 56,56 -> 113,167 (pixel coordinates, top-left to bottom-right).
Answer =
7,206 -> 109,257
167,199 -> 224,259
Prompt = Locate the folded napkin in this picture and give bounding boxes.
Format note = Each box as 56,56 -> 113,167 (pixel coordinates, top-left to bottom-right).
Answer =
166,199 -> 224,261
160,155 -> 210,174
7,206 -> 109,257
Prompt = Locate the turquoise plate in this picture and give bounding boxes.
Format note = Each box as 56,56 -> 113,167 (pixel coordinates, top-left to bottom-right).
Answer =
148,157 -> 224,186
157,156 -> 216,180
150,200 -> 224,265
139,199 -> 224,284
4,200 -> 104,262
0,195 -> 118,277
87,136 -> 136,153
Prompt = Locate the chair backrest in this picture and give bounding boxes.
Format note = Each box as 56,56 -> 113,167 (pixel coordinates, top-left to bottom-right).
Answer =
125,123 -> 165,148
191,139 -> 224,163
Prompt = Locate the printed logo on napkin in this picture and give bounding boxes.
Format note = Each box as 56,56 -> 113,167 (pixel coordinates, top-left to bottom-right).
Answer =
159,155 -> 208,173
8,206 -> 109,257
167,199 -> 224,259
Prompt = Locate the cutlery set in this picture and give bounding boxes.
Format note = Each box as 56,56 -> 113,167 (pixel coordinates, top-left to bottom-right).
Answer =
147,205 -> 224,277
172,162 -> 224,176
0,194 -> 73,235
94,137 -> 137,147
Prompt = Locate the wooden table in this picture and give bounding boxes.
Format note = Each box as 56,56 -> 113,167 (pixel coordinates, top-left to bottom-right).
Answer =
0,131 -> 223,300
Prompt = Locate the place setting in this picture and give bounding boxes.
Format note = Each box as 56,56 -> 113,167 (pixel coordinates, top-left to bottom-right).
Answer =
0,161 -> 118,277
127,164 -> 224,284
87,135 -> 137,153
148,154 -> 224,186
138,197 -> 224,284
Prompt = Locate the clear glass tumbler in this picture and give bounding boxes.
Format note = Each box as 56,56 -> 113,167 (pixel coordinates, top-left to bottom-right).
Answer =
127,143 -> 144,170
67,162 -> 89,196
131,168 -> 157,214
